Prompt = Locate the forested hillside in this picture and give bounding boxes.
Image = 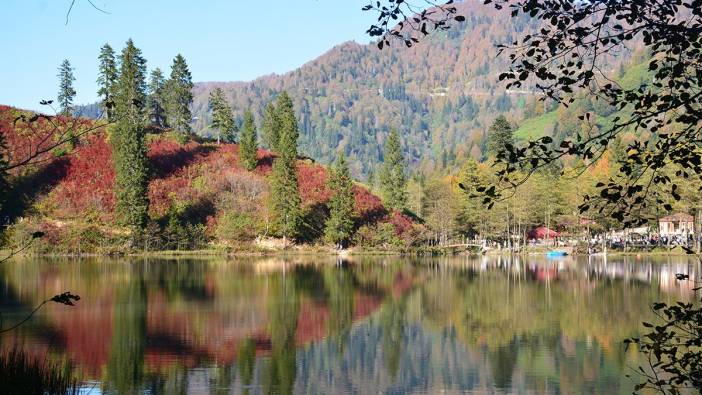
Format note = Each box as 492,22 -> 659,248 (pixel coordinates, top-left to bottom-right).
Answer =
190,2 -> 633,178
192,2 -> 526,176
0,106 -> 420,254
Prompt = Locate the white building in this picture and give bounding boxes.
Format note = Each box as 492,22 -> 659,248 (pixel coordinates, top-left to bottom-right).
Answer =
659,213 -> 694,237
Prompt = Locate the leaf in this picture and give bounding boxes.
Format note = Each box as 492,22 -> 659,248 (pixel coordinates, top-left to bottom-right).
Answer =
49,292 -> 81,306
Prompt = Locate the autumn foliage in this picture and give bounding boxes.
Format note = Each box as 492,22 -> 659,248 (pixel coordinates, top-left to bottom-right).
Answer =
1,106 -> 417,249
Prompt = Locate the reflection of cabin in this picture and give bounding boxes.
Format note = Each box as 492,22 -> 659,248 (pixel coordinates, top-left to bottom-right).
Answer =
659,213 -> 694,236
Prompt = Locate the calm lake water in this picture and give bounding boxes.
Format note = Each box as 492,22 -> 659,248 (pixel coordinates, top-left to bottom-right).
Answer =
0,255 -> 699,394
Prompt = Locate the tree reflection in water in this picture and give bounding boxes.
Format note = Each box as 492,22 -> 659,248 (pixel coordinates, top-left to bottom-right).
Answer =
0,255 -> 697,394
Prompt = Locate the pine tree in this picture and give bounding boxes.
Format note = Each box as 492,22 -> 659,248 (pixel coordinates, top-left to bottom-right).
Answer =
239,109 -> 258,171
57,59 -> 76,116
146,68 -> 166,127
324,154 -> 356,248
111,39 -> 150,231
269,156 -> 302,243
275,92 -> 298,155
487,115 -> 514,158
97,43 -> 118,121
165,54 -> 193,137
379,128 -> 407,210
261,102 -> 279,150
269,93 -> 302,242
208,88 -> 235,144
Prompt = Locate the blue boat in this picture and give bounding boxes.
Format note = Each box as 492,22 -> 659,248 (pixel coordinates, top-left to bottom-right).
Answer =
546,250 -> 568,257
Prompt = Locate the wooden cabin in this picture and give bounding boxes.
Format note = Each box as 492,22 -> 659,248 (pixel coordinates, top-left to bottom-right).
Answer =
658,213 -> 694,237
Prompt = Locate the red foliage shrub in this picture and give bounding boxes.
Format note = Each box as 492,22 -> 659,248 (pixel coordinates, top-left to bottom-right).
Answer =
49,134 -> 115,219
387,210 -> 414,236
254,149 -> 275,175
297,163 -> 331,206
0,106 -> 95,177
353,185 -> 386,222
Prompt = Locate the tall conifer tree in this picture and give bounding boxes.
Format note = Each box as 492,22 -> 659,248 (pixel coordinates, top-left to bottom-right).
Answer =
275,91 -> 298,155
97,43 -> 118,121
261,102 -> 279,151
57,59 -> 76,116
208,88 -> 235,144
269,93 -> 302,242
379,128 -> 407,210
324,153 -> 356,248
111,39 -> 150,231
146,68 -> 166,127
239,110 -> 258,171
165,54 -> 193,136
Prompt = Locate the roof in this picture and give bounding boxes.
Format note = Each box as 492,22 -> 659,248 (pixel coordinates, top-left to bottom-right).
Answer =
527,226 -> 560,239
659,213 -> 694,222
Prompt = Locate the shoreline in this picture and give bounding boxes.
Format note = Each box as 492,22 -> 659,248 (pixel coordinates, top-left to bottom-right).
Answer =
4,245 -> 701,259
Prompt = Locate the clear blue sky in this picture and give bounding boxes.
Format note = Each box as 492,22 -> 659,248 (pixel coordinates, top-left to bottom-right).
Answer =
0,0 -> 376,111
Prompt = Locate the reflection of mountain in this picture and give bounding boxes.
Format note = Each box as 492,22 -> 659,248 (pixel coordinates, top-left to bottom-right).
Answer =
0,256 -> 698,394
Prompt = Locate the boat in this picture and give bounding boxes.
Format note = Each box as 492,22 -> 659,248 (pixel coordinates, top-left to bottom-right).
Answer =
546,250 -> 568,257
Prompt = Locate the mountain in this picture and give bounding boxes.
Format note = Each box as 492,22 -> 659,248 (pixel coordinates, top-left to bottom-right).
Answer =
77,2 -> 636,178
191,2 -> 543,177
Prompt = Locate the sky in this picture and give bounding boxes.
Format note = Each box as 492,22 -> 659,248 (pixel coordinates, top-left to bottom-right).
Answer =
0,0 -> 377,111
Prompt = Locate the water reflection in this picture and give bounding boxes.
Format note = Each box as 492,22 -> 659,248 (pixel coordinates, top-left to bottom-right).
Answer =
0,255 -> 698,394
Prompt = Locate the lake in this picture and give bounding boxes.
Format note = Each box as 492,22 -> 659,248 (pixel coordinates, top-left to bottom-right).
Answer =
0,255 -> 699,394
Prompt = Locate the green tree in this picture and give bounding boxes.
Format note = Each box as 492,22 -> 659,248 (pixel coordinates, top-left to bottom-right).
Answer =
324,154 -> 356,247
165,54 -> 193,137
274,92 -> 298,155
422,177 -> 459,245
457,159 -> 485,237
208,87 -> 235,144
261,102 -> 280,151
269,156 -> 302,243
146,68 -> 167,127
111,39 -> 150,231
487,115 -> 513,158
379,128 -> 407,210
97,43 -> 118,121
269,94 -> 302,242
57,59 -> 76,116
239,109 -> 258,171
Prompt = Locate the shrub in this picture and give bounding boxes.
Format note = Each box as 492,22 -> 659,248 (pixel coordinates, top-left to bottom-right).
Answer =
216,212 -> 261,242
159,205 -> 209,251
6,219 -> 125,255
353,222 -> 404,248
0,347 -> 79,395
